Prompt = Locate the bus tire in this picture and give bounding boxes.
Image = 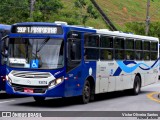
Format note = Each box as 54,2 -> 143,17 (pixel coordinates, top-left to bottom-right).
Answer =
80,80 -> 91,104
33,96 -> 45,102
90,85 -> 95,101
131,76 -> 141,95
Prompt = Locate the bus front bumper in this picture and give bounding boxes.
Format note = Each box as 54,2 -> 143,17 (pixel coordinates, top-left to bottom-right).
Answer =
6,81 -> 65,97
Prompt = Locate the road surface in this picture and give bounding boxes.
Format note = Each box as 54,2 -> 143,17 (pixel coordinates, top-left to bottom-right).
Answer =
0,81 -> 160,120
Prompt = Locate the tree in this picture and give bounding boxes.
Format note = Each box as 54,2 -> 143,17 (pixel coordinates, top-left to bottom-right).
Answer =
32,0 -> 63,21
0,0 -> 63,24
125,22 -> 160,39
0,0 -> 29,24
74,0 -> 98,26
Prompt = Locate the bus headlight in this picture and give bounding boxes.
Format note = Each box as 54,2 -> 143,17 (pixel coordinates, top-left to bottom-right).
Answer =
6,75 -> 12,85
48,77 -> 64,89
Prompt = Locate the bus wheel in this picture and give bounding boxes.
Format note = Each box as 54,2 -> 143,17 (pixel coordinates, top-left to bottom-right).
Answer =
90,85 -> 95,101
33,96 -> 45,102
131,76 -> 141,95
81,80 -> 91,104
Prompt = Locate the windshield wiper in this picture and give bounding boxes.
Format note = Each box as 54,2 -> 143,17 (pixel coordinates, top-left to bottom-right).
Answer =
37,37 -> 50,53
35,37 -> 50,59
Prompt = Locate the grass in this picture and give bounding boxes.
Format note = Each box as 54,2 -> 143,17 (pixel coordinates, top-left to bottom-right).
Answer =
59,0 -> 108,29
95,0 -> 160,30
46,0 -> 160,31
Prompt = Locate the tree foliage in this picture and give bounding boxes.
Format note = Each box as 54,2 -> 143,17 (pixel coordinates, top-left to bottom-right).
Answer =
74,0 -> 98,26
125,22 -> 160,39
75,0 -> 86,8
32,0 -> 63,21
0,0 -> 63,24
0,0 -> 29,24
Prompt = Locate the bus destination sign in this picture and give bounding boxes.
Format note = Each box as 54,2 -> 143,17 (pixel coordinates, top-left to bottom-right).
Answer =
12,26 -> 63,34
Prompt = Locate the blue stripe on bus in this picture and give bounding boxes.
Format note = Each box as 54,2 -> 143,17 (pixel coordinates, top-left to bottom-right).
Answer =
139,58 -> 159,70
113,59 -> 159,76
113,61 -> 136,76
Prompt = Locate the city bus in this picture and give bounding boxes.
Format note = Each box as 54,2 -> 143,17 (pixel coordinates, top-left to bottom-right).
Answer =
3,22 -> 159,104
0,24 -> 10,91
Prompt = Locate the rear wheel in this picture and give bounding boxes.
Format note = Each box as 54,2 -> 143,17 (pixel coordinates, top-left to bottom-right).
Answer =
33,96 -> 45,103
131,76 -> 141,95
80,80 -> 91,104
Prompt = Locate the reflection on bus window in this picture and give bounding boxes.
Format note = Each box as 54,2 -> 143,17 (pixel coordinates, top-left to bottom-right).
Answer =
84,48 -> 99,60
100,49 -> 113,60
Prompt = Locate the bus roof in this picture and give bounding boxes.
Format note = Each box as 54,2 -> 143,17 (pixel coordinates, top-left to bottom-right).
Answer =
0,24 -> 11,30
12,22 -> 97,33
96,29 -> 159,41
13,22 -> 60,26
11,22 -> 159,42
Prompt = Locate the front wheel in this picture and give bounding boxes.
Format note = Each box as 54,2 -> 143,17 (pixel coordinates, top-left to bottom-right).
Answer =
33,96 -> 45,103
80,80 -> 91,104
131,76 -> 141,95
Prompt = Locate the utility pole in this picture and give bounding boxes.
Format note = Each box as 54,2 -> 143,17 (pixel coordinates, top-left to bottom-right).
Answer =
145,0 -> 150,35
30,0 -> 36,19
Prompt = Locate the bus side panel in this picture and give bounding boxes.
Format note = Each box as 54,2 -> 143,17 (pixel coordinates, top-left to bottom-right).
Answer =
95,60 -> 158,94
142,61 -> 158,86
95,60 -> 133,93
0,65 -> 6,90
64,61 -> 96,97
96,61 -> 116,93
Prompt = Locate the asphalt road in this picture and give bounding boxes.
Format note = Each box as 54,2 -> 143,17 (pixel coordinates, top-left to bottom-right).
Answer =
0,81 -> 160,120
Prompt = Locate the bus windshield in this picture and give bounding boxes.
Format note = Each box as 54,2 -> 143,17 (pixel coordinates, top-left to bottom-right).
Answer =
7,38 -> 64,69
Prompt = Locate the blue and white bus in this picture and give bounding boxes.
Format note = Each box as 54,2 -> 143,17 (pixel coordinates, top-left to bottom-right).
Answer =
4,22 -> 159,103
0,24 -> 10,91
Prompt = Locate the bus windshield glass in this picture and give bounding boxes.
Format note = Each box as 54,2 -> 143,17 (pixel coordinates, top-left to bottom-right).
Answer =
7,38 -> 64,69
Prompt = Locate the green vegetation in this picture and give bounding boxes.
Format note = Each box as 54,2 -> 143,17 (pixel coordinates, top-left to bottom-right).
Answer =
74,0 -> 98,26
0,0 -> 29,24
95,0 -> 160,37
56,0 -> 107,28
95,0 -> 160,29
125,22 -> 160,38
0,0 -> 107,29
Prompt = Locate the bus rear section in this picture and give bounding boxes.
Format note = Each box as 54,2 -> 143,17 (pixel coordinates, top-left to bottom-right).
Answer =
0,24 -> 10,91
85,31 -> 159,97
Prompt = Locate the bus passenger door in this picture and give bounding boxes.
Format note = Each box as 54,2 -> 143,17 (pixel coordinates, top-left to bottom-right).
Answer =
66,37 -> 82,97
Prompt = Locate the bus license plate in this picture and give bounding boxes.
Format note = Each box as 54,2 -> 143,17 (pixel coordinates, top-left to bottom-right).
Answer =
24,88 -> 34,93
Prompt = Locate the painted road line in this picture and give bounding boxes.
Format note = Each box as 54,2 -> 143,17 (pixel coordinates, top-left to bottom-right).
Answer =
0,100 -> 15,104
147,92 -> 160,103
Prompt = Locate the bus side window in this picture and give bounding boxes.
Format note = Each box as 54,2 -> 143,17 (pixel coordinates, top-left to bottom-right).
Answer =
84,48 -> 99,60
69,39 -> 81,60
67,39 -> 81,72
